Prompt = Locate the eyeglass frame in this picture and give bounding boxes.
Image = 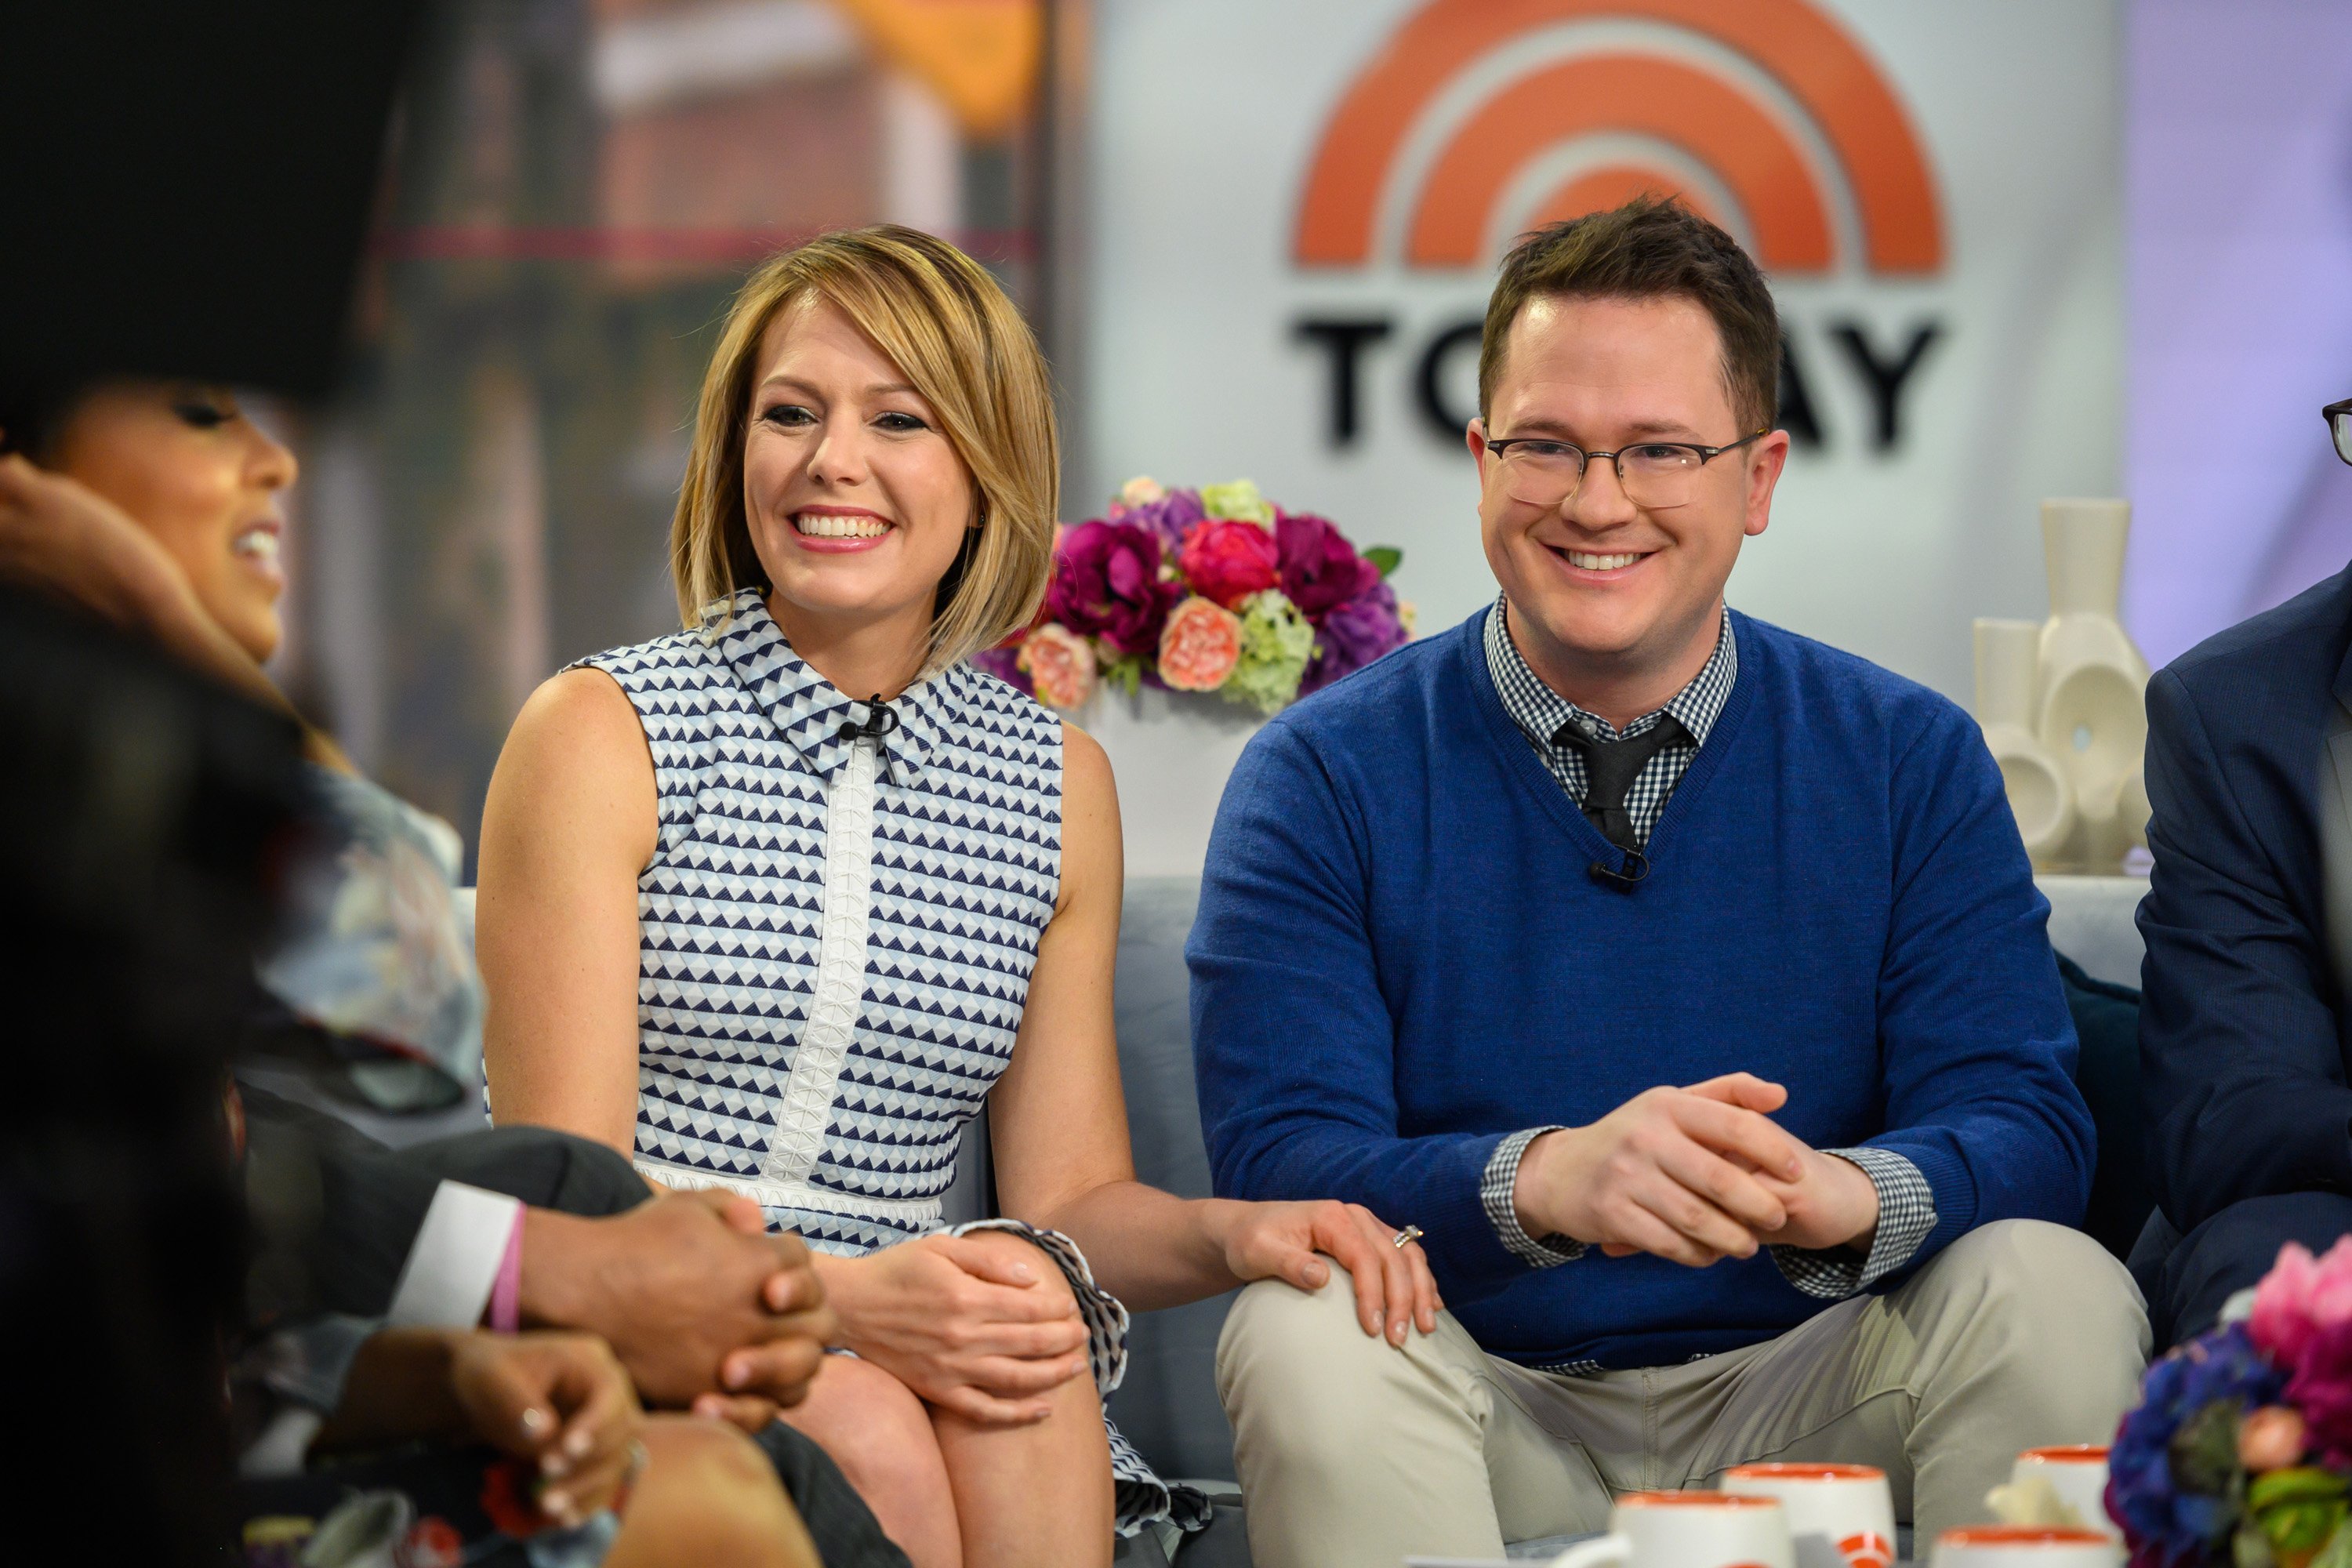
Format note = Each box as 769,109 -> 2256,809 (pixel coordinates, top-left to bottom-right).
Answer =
2325,397 -> 2352,467
1480,428 -> 1771,507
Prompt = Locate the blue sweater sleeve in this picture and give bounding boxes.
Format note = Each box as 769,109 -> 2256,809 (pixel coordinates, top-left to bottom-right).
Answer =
1188,720 -> 1534,1303
1864,705 -> 2096,1271
2137,666 -> 2352,1229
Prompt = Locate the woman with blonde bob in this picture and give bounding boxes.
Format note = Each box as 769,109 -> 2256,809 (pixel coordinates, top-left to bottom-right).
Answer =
476,226 -> 1436,1565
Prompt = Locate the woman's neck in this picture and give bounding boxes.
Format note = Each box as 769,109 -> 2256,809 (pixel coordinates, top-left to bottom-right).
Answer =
766,593 -> 932,702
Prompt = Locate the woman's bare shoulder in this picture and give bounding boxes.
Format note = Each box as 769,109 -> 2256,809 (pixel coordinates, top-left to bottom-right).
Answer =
485,666 -> 657,864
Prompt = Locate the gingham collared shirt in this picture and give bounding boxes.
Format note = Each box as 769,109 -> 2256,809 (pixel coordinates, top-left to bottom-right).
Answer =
1476,596 -> 1939,1311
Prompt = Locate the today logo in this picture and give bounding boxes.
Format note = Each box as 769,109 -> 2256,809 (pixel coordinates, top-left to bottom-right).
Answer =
1286,0 -> 1949,455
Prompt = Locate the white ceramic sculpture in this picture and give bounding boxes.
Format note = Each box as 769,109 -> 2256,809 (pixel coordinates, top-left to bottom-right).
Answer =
1974,618 -> 2075,865
1973,499 -> 2152,874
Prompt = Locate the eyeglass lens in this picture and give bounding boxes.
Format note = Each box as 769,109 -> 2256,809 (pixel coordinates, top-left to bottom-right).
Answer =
2333,409 -> 2352,467
1496,444 -> 1707,509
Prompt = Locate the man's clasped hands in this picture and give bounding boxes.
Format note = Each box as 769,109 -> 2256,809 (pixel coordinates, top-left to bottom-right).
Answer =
1513,1073 -> 1884,1267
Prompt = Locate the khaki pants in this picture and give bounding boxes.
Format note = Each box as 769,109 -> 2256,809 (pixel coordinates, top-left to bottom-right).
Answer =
1217,1220 -> 2149,1567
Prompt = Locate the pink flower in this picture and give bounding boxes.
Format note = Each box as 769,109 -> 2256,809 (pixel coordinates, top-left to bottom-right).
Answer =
1046,520 -> 1181,658
1157,597 -> 1243,691
1018,623 -> 1098,709
1276,510 -> 1381,619
1178,519 -> 1280,609
2252,1240 -> 2352,1367
2240,1406 -> 2310,1471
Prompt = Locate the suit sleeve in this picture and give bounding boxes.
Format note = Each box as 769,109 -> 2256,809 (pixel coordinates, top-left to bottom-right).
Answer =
2139,666 -> 2352,1229
1861,706 -> 2096,1272
1187,721 -> 1539,1305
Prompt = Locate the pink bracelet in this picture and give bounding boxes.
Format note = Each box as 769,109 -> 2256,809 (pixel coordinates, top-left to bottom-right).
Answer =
488,1212 -> 524,1334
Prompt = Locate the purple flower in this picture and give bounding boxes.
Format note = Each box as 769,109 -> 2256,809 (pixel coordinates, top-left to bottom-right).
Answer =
2108,1325 -> 2286,1568
1047,520 -> 1182,659
968,643 -> 1031,695
2287,1316 -> 2352,1462
1300,580 -> 1410,696
1120,488 -> 1207,554
1277,510 -> 1381,619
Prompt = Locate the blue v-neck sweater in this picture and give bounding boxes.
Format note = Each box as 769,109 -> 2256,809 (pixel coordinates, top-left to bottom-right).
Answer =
1189,607 -> 2092,1372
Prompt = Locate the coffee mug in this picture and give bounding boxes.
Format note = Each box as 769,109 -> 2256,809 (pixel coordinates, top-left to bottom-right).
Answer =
1721,1463 -> 1897,1568
1606,1490 -> 1797,1568
2011,1446 -> 2116,1539
1933,1525 -> 2121,1568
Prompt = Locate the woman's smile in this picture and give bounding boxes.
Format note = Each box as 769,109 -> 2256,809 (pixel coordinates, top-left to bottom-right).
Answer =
789,504 -> 895,553
230,515 -> 286,587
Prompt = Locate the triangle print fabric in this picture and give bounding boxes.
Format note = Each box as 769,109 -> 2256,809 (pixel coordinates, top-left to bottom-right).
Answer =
579,590 -> 1062,1253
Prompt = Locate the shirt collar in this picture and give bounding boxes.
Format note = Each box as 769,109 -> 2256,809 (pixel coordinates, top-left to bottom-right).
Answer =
707,589 -> 954,789
1483,593 -> 1738,750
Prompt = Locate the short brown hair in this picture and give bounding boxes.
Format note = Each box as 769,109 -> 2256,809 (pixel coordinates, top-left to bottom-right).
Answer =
1477,196 -> 1780,434
672,225 -> 1058,674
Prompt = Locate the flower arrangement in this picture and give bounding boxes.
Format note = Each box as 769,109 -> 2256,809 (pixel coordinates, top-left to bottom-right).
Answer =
2108,1240 -> 2352,1568
971,477 -> 1412,714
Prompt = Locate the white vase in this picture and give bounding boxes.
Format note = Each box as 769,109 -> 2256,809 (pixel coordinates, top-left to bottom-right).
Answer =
1974,618 -> 2075,866
2034,499 -> 2151,873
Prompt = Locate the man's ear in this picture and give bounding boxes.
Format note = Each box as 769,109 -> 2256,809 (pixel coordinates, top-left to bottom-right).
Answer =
1466,416 -> 1489,467
1742,430 -> 1791,539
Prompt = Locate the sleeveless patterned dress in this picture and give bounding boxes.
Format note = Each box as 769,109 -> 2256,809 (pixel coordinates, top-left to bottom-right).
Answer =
580,590 -> 1196,1535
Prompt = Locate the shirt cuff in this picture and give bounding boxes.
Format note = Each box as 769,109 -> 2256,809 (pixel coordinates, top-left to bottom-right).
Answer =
385,1181 -> 525,1329
1768,1147 -> 1938,1300
1481,1127 -> 1585,1269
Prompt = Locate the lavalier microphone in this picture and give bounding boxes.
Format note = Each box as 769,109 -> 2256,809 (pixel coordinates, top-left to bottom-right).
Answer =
1588,849 -> 1649,893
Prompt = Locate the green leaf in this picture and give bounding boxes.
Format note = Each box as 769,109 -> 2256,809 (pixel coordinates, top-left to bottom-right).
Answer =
1099,654 -> 1144,698
2176,1402 -> 2251,1495
1364,546 -> 1403,578
2241,1521 -> 2283,1568
2251,1472 -> 2350,1512
2305,1518 -> 2352,1568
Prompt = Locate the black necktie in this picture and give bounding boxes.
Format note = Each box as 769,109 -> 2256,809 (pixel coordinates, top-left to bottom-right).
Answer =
1553,713 -> 1689,850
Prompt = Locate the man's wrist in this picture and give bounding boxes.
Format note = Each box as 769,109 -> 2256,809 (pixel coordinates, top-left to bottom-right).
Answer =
1824,1152 -> 1882,1252
1512,1128 -> 1574,1243
515,1207 -> 597,1331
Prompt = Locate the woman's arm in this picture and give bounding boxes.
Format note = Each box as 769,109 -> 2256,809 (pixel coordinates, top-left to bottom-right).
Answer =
989,726 -> 1439,1335
477,667 -> 659,1155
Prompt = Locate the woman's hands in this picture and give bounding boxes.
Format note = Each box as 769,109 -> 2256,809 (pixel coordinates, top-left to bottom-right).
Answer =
0,453 -> 209,640
1210,1199 -> 1443,1348
448,1330 -> 645,1527
317,1328 -> 644,1527
818,1232 -> 1093,1426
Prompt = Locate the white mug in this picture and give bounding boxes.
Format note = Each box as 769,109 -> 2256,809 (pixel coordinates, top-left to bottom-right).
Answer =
2010,1446 -> 2116,1539
1403,1492 -> 1796,1568
1607,1490 -> 1797,1568
1933,1525 -> 2121,1568
1720,1462 -> 1898,1568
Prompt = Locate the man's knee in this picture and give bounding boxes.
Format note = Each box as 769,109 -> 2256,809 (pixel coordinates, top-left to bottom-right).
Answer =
1217,1261 -> 1467,1439
1917,1221 -> 2148,1399
2163,1192 -> 2352,1345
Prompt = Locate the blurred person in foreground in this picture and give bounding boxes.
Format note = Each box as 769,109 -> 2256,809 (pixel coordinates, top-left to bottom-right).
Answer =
1192,198 -> 2149,1565
2131,397 -> 2352,1349
0,387 -> 912,1566
477,225 -> 1436,1568
0,576 -> 811,1566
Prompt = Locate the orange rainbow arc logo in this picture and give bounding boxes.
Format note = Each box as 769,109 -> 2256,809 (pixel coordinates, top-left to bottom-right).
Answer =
1294,0 -> 1944,275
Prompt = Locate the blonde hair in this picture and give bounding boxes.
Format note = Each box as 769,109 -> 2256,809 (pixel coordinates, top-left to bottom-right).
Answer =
670,225 -> 1059,673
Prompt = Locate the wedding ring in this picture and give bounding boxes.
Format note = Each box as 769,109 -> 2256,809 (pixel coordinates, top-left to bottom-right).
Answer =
1392,1225 -> 1425,1250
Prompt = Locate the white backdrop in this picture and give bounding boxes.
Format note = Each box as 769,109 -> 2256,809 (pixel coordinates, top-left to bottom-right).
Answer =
1075,0 -> 2122,876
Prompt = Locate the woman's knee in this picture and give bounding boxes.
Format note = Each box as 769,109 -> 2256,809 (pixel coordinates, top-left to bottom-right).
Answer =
615,1417 -> 815,1568
956,1229 -> 1080,1312
786,1356 -> 954,1519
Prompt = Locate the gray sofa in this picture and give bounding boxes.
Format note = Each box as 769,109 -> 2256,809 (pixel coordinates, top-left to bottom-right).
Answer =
316,875 -> 2146,1564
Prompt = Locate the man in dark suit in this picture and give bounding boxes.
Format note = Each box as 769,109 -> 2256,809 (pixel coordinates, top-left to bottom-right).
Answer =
2136,397 -> 2352,1347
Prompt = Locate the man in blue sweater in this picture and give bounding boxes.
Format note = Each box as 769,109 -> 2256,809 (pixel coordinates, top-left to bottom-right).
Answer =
1192,199 -> 2148,1564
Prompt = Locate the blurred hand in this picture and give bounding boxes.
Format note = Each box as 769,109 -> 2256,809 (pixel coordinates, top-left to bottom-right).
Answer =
1213,1199 -> 1441,1348
820,1231 -> 1091,1427
448,1330 -> 642,1527
521,1189 -> 837,1430
1516,1073 -> 1809,1268
0,453 -> 204,637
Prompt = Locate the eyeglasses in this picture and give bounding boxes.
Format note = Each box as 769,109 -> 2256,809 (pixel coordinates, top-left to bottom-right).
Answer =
1483,430 -> 1769,510
2326,398 -> 2352,466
